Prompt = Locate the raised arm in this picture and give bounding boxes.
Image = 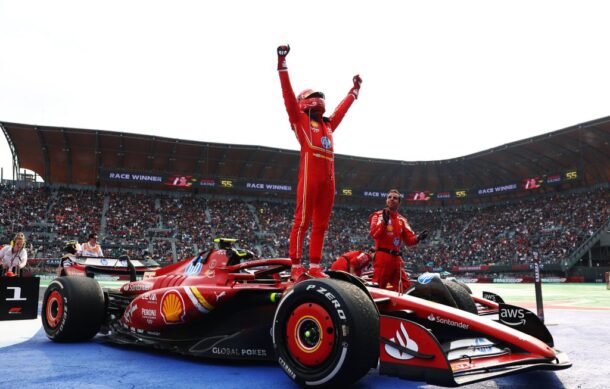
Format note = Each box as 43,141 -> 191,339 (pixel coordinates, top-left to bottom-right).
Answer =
277,45 -> 300,123
328,74 -> 361,131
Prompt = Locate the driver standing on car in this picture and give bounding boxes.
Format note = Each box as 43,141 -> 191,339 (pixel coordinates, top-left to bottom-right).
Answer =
370,189 -> 428,293
79,233 -> 104,257
0,232 -> 28,276
277,44 -> 362,280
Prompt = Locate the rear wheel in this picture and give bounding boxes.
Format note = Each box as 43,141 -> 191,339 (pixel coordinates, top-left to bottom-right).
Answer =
273,279 -> 379,387
443,280 -> 477,314
447,278 -> 472,294
42,276 -> 106,342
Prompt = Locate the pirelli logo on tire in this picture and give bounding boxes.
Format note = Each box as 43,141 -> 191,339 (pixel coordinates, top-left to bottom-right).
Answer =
278,356 -> 297,380
305,284 -> 346,320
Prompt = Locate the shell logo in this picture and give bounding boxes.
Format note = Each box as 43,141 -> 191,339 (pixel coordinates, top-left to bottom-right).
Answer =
161,290 -> 185,324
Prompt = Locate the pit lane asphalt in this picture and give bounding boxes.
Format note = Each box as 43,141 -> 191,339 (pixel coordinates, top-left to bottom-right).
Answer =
1,285 -> 608,388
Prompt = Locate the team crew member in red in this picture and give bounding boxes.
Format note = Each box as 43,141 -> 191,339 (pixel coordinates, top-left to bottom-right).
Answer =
369,189 -> 428,293
330,247 -> 375,277
277,44 -> 362,280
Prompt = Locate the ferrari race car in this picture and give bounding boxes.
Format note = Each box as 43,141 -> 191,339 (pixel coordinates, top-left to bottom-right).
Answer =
42,239 -> 571,387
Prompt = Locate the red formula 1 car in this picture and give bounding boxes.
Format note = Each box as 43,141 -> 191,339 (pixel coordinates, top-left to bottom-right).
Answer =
42,239 -> 570,387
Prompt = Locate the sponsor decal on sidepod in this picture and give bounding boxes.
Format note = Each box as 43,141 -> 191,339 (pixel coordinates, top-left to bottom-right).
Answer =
161,290 -> 186,324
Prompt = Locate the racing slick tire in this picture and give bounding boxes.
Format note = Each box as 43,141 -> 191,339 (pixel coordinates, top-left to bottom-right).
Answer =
447,277 -> 473,294
443,279 -> 477,314
273,279 -> 379,387
42,276 -> 106,342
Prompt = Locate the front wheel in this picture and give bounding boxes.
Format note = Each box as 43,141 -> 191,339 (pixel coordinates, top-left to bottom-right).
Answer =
273,279 -> 379,387
41,276 -> 106,342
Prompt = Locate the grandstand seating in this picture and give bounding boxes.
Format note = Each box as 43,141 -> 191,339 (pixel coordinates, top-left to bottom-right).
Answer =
1,182 -> 608,271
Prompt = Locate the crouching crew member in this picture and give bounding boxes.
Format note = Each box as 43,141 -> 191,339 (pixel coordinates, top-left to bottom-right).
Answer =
330,247 -> 375,277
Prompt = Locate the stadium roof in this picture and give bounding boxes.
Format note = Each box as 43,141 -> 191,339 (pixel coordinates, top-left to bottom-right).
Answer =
2,116 -> 609,201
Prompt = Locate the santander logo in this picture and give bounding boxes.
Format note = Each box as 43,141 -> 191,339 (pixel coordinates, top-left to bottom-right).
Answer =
385,322 -> 419,360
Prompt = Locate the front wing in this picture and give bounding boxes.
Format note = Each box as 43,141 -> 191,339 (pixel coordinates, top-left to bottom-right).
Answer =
378,315 -> 570,387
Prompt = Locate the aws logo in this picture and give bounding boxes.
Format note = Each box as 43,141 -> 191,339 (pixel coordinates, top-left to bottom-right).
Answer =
499,307 -> 526,326
384,322 -> 418,360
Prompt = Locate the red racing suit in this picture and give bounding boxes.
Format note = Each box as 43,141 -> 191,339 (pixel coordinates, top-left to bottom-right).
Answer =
279,68 -> 357,264
330,250 -> 373,277
369,210 -> 418,292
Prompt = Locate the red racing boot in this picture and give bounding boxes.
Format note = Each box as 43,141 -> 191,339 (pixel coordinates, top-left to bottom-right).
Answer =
290,264 -> 306,282
307,264 -> 329,279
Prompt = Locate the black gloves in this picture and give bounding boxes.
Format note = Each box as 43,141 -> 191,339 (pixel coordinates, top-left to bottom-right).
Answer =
382,208 -> 390,224
417,230 -> 429,243
277,45 -> 290,70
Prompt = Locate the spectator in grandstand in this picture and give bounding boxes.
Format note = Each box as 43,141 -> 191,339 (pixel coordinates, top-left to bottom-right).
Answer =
0,232 -> 28,275
370,190 -> 428,293
79,233 -> 104,257
277,44 -> 362,280
330,247 -> 375,277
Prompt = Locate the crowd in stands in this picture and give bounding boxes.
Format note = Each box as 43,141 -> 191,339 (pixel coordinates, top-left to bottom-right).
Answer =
1,181 -> 608,272
50,189 -> 104,244
407,189 -> 610,269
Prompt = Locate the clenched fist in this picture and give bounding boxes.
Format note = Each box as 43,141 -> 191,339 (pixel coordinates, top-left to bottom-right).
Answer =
351,74 -> 362,98
277,45 -> 290,70
277,45 -> 290,57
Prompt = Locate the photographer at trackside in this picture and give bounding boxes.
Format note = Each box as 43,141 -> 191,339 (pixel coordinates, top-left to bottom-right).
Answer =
369,189 -> 428,293
0,232 -> 28,276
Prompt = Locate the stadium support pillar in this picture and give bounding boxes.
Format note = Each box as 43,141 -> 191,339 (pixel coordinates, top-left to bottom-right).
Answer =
1,122 -> 20,180
35,126 -> 51,182
588,250 -> 593,267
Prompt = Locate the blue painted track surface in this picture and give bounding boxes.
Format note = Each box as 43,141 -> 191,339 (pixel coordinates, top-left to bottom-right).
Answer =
1,304 -> 609,388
